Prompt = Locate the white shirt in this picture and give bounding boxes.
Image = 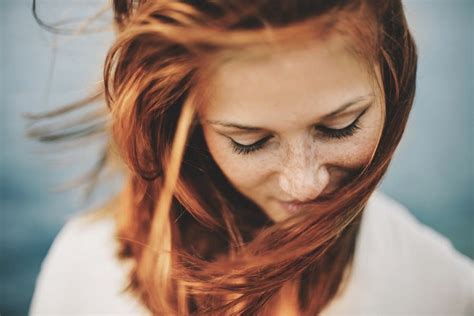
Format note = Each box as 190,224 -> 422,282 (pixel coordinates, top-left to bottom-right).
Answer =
30,191 -> 474,315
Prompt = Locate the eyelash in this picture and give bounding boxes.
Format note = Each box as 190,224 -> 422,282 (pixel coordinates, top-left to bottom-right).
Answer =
230,135 -> 273,155
230,118 -> 362,155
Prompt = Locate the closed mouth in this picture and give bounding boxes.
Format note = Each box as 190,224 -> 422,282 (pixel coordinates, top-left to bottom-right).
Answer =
280,193 -> 334,206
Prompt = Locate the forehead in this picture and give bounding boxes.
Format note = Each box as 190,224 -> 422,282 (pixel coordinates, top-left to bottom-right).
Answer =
201,33 -> 377,128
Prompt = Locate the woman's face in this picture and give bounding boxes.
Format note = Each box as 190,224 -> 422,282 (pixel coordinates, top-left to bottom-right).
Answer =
200,34 -> 384,222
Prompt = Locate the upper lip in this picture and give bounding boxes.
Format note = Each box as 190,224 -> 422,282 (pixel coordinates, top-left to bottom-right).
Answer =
280,198 -> 327,205
280,200 -> 313,205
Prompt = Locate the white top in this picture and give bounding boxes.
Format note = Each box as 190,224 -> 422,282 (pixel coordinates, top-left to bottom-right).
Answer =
30,191 -> 474,315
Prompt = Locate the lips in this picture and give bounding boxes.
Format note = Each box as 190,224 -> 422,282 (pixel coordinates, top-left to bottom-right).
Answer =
278,201 -> 307,214
280,191 -> 335,205
278,198 -> 325,215
277,192 -> 335,215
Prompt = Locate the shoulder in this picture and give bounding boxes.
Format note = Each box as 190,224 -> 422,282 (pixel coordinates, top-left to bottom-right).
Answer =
324,190 -> 474,315
364,191 -> 472,273
30,211 -> 149,315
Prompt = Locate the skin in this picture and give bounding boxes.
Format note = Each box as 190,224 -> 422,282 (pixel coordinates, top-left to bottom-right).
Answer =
200,33 -> 385,222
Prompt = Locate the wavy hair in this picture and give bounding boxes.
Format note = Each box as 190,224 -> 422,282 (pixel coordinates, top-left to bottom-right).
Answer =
31,0 -> 417,314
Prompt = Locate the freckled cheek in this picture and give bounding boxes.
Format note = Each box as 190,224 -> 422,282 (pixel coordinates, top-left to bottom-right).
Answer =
332,129 -> 380,168
343,142 -> 375,167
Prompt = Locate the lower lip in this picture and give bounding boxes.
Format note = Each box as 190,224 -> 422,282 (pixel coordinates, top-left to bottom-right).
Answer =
278,196 -> 332,216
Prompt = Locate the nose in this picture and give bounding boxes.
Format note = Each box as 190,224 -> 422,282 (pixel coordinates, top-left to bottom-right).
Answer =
278,145 -> 330,202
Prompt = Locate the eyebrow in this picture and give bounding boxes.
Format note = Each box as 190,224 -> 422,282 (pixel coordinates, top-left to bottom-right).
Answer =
206,94 -> 374,131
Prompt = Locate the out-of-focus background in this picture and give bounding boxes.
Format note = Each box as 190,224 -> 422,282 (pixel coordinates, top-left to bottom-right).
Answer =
1,0 -> 473,314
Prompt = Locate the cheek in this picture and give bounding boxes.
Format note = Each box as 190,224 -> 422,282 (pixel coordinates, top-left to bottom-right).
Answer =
336,137 -> 377,168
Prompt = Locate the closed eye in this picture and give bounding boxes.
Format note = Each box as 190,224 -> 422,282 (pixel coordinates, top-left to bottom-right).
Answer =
315,106 -> 368,140
316,116 -> 361,140
228,107 -> 368,155
229,135 -> 273,155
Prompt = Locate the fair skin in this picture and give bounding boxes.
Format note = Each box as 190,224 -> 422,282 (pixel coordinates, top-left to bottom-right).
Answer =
200,33 -> 385,222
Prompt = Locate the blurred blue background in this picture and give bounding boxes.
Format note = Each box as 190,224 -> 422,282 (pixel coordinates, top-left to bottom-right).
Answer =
1,0 -> 473,314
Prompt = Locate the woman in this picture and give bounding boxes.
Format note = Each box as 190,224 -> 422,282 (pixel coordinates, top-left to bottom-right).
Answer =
30,0 -> 473,315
